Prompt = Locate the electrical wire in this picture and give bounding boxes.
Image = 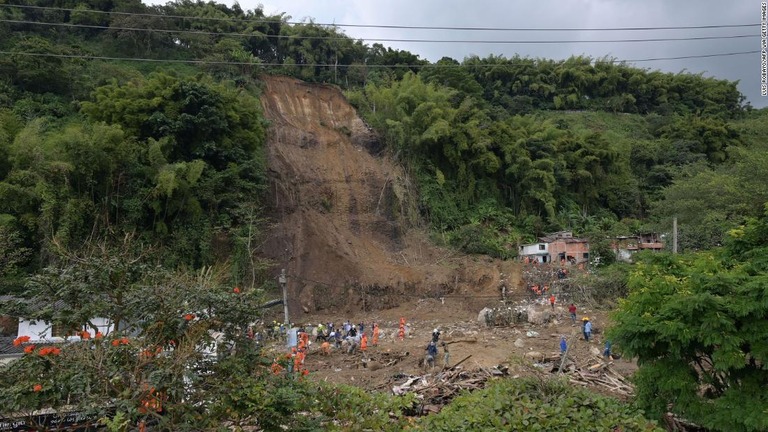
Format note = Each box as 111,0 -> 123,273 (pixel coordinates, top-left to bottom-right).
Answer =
0,3 -> 760,32
0,50 -> 759,65
0,18 -> 758,44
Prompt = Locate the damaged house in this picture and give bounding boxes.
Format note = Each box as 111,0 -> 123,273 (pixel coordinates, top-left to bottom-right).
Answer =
518,231 -> 590,264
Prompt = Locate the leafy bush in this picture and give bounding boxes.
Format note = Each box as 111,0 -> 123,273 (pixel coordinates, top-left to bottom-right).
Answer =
609,205 -> 768,431
416,377 -> 662,431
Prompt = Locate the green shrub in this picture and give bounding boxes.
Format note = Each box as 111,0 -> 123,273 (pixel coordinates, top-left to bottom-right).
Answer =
416,377 -> 661,432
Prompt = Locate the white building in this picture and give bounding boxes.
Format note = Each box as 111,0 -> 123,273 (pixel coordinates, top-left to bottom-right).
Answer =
17,317 -> 115,342
519,241 -> 550,263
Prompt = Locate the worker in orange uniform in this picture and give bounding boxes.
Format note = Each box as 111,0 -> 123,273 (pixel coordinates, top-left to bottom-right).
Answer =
271,359 -> 284,375
398,317 -> 406,341
320,341 -> 331,355
360,332 -> 368,351
294,348 -> 305,374
549,293 -> 556,310
297,332 -> 306,351
372,323 -> 380,346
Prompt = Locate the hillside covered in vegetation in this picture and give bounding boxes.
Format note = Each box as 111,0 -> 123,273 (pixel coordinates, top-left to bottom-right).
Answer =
1,0 -> 766,286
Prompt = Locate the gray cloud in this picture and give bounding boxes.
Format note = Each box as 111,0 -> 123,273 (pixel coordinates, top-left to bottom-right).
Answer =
192,0 -> 766,107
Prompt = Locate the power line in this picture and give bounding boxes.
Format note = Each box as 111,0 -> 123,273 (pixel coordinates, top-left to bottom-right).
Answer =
0,50 -> 759,65
0,19 -> 758,44
0,4 -> 760,32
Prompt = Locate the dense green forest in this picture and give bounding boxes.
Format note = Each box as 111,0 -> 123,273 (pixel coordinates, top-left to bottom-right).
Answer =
1,0 -> 768,429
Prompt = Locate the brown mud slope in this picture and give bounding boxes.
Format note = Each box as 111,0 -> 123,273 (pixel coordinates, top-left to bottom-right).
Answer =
259,75 -> 521,317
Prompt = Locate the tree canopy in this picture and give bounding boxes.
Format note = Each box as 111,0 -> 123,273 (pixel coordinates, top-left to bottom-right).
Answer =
609,204 -> 768,431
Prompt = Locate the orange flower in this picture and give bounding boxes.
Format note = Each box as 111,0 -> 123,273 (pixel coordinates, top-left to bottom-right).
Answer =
80,331 -> 91,340
120,337 -> 130,345
33,384 -> 42,392
13,336 -> 30,346
111,340 -> 120,347
184,314 -> 195,321
301,369 -> 309,376
38,347 -> 53,356
23,345 -> 36,354
140,349 -> 153,359
95,332 -> 103,339
233,287 -> 241,294
51,347 -> 61,356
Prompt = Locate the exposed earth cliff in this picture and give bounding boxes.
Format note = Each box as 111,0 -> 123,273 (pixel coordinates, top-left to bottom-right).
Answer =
259,76 -> 521,317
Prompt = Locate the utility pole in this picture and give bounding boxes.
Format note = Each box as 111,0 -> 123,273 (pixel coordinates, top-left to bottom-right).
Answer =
672,217 -> 678,254
279,269 -> 289,326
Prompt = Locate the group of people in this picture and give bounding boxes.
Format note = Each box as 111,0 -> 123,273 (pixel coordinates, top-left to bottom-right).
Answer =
424,328 -> 449,370
313,320 -> 384,354
270,317 -> 421,377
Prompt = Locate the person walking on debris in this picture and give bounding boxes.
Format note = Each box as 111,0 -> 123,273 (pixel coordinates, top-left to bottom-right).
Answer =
603,340 -> 612,360
582,317 -> 592,342
372,323 -> 380,346
560,336 -> 567,357
431,328 -> 441,343
441,341 -> 450,368
549,294 -> 556,310
360,332 -> 368,352
425,341 -> 438,369
568,303 -> 577,325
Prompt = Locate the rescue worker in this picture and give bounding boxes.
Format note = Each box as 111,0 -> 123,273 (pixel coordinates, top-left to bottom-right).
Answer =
441,341 -> 450,368
582,317 -> 592,342
372,323 -> 380,346
603,340 -> 612,360
425,341 -> 438,369
549,294 -> 556,310
360,332 -> 368,352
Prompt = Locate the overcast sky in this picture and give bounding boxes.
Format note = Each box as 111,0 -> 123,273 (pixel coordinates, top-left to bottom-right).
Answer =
151,0 -> 767,108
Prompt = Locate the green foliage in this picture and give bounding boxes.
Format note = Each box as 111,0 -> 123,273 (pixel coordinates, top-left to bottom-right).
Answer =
609,209 -> 768,431
651,146 -> 768,251
415,377 -> 662,431
0,237 -> 272,429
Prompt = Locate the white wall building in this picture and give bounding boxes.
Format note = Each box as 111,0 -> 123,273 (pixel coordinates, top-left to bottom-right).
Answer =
519,242 -> 550,263
17,317 -> 114,342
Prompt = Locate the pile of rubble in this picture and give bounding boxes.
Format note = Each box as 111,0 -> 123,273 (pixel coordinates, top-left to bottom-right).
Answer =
564,357 -> 634,396
388,360 -> 509,414
524,353 -> 634,397
477,300 -> 561,327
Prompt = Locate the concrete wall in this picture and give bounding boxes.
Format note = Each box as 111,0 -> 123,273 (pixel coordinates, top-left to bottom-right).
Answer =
520,243 -> 547,256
